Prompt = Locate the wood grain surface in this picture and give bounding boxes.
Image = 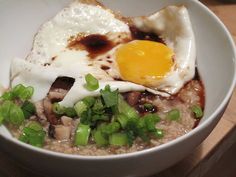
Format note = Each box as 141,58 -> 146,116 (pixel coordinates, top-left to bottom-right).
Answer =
0,1 -> 235,177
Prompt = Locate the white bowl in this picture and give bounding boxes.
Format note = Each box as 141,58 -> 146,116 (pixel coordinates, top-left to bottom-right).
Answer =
0,0 -> 235,177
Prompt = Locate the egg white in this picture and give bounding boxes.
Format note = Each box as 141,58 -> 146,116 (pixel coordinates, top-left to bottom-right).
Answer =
10,1 -> 196,107
26,0 -> 130,65
11,58 -> 167,107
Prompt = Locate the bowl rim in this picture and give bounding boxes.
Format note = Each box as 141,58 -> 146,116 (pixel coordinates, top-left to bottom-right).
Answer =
0,0 -> 236,160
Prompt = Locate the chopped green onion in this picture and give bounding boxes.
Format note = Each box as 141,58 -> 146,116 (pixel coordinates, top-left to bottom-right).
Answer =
74,101 -> 88,117
10,84 -> 34,100
144,103 -> 154,110
27,121 -> 43,131
18,86 -> 34,100
92,114 -> 109,122
109,133 -> 129,146
19,134 -> 28,143
21,101 -> 36,119
82,96 -> 96,107
97,123 -> 107,131
52,103 -> 77,117
84,74 -> 99,91
118,95 -> 138,119
19,121 -> 45,147
64,107 -> 77,117
80,109 -> 93,125
0,114 -> 4,125
19,127 -> 45,147
125,131 -> 135,146
93,130 -> 108,146
12,84 -> 26,97
52,103 -> 65,115
101,122 -> 120,135
153,129 -> 164,139
9,103 -> 25,126
191,105 -> 203,119
166,109 -> 180,121
116,114 -> 129,128
0,100 -> 14,122
125,117 -> 149,143
100,85 -> 119,108
75,124 -> 91,146
1,92 -> 14,100
92,98 -> 105,114
143,113 -> 160,132
1,84 -> 34,101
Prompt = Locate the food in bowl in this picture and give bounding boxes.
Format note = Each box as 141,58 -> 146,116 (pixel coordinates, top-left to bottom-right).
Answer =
0,0 -> 204,155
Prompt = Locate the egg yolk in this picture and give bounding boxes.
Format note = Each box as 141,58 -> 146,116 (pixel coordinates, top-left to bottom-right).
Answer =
116,40 -> 174,86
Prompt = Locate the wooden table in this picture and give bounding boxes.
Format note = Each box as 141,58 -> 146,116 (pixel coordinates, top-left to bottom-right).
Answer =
0,1 -> 235,177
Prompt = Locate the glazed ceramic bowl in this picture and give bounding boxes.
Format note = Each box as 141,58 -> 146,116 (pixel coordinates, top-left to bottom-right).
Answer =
0,0 -> 235,177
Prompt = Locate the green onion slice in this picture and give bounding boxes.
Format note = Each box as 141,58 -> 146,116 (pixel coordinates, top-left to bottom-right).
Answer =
109,133 -> 129,146
74,101 -> 88,117
52,103 -> 65,115
191,105 -> 203,119
93,130 -> 108,146
118,95 -> 138,119
21,101 -> 36,119
0,100 -> 14,122
143,113 -> 160,132
1,92 -> 14,100
9,103 -> 25,126
74,124 -> 91,146
27,121 -> 43,131
64,107 -> 77,117
153,129 -> 164,139
117,114 -> 129,129
166,109 -> 180,121
18,86 -> 34,100
101,122 -> 120,135
82,96 -> 96,107
12,84 -> 26,97
19,127 -> 46,147
84,74 -> 99,91
11,84 -> 34,100
0,114 -> 4,125
144,103 -> 154,110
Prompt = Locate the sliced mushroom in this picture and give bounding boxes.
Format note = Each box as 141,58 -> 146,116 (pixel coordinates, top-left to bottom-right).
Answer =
61,116 -> 73,126
43,97 -> 58,125
54,125 -> 71,141
35,101 -> 48,125
48,88 -> 68,102
126,91 -> 141,106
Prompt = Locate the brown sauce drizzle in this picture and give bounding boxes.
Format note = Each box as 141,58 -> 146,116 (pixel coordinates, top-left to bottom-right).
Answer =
193,119 -> 201,129
101,65 -> 110,70
114,78 -> 123,81
68,34 -> 115,58
129,26 -> 164,43
43,63 -> 51,66
198,81 -> 205,108
193,68 -> 205,108
67,26 -> 165,58
51,56 -> 57,61
123,91 -> 158,115
135,104 -> 158,115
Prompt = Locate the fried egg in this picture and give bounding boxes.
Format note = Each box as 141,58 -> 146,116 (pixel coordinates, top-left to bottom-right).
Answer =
10,0 -> 196,107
